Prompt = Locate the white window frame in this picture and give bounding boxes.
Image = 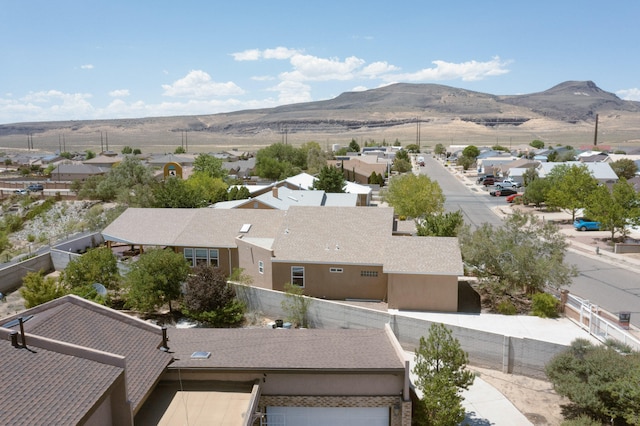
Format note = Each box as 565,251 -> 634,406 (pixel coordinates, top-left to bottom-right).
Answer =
258,260 -> 264,274
329,267 -> 343,273
291,266 -> 305,287
183,247 -> 219,267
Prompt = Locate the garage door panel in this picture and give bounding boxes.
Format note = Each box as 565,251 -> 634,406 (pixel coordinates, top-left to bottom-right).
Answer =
267,406 -> 389,426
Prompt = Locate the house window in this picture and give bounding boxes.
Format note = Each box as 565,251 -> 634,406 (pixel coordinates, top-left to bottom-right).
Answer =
184,248 -> 219,267
209,249 -> 219,267
291,266 -> 305,287
330,267 -> 343,273
195,248 -> 208,266
258,260 -> 264,274
360,270 -> 378,277
184,248 -> 194,266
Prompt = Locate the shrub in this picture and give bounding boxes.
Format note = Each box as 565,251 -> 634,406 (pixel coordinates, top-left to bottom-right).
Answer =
560,415 -> 601,426
531,293 -> 559,318
20,271 -> 67,308
496,299 -> 517,315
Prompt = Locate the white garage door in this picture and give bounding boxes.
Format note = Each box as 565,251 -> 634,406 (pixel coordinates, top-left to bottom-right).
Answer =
266,406 -> 389,426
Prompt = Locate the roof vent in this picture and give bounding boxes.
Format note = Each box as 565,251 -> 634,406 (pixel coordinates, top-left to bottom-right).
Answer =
191,351 -> 211,359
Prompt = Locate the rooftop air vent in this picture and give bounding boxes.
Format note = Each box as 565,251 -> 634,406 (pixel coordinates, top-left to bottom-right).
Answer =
191,351 -> 211,359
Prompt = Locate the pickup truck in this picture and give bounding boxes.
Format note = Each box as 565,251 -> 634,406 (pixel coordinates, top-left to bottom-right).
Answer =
495,179 -> 521,189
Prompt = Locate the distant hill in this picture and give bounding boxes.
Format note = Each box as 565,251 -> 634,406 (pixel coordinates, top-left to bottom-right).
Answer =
1,81 -> 639,152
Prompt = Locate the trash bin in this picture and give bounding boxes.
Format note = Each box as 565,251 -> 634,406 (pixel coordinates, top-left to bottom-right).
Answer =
618,312 -> 631,330
275,319 -> 284,328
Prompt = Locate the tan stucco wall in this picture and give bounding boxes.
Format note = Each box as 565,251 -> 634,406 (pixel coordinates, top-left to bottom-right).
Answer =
236,239 -> 273,289
162,370 -> 404,396
272,263 -> 387,301
387,274 -> 458,311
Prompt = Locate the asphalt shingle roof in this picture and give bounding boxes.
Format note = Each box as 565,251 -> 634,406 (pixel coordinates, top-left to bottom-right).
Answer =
0,337 -> 123,425
1,295 -> 173,413
167,328 -> 405,371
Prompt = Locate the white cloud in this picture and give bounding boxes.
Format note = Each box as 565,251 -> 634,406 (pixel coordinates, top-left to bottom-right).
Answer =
617,88 -> 640,101
109,89 -> 130,98
384,56 -> 511,82
251,75 -> 275,81
161,70 -> 245,98
360,61 -> 400,78
80,64 -> 94,70
268,80 -> 312,104
232,47 -> 300,61
282,55 -> 366,82
351,86 -> 369,92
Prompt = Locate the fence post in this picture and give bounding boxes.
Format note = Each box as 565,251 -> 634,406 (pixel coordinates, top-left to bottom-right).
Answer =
502,335 -> 511,374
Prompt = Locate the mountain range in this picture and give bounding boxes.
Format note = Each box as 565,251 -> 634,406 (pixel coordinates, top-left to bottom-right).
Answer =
1,81 -> 639,152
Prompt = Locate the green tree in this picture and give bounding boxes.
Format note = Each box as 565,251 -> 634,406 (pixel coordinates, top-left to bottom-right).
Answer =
546,164 -> 598,221
462,145 -> 480,159
416,211 -> 464,237
186,173 -> 229,204
20,271 -> 68,308
347,139 -> 360,153
546,339 -> 640,425
610,158 -> 638,180
85,150 -> 96,160
586,178 -> 640,241
121,146 -> 133,154
529,140 -> 545,149
182,264 -> 245,326
395,149 -> 409,162
456,155 -> 474,171
193,153 -> 226,179
383,174 -> 444,219
281,282 -> 312,328
312,165 -> 346,193
124,248 -> 190,313
255,143 -> 305,180
174,146 -> 186,154
405,143 -> 420,153
434,144 -> 446,156
412,323 -> 475,426
132,148 -> 142,155
60,247 -> 121,292
459,211 -> 576,302
522,176 -> 550,207
153,177 -> 206,208
300,141 -> 328,174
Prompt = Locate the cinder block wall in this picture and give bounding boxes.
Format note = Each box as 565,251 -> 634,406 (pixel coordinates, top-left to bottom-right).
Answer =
232,283 -> 568,379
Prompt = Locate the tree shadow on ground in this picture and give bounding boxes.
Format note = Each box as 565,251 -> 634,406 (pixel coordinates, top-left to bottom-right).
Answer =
463,411 -> 493,425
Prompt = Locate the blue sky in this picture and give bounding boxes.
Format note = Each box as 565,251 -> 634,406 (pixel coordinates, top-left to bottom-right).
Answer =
1,0 -> 639,124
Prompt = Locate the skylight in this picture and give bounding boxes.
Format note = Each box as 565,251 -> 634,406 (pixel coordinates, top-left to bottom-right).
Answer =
239,223 -> 252,233
191,351 -> 211,359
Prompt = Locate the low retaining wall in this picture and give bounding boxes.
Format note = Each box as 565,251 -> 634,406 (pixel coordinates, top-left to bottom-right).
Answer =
50,232 -> 104,271
0,253 -> 54,294
232,284 -> 566,379
614,243 -> 640,254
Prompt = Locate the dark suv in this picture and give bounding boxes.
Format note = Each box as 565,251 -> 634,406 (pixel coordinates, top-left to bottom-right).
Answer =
27,184 -> 44,192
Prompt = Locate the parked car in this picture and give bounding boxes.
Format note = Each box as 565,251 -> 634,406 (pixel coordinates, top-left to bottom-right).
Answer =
495,178 -> 521,189
13,189 -> 28,195
574,217 -> 601,231
27,184 -> 44,192
477,174 -> 494,184
417,156 -> 425,167
506,193 -> 522,203
490,188 -> 518,197
482,177 -> 497,186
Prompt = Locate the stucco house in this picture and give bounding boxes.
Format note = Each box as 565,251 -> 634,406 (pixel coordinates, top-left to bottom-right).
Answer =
536,161 -> 618,184
1,295 -> 412,425
101,206 -> 463,312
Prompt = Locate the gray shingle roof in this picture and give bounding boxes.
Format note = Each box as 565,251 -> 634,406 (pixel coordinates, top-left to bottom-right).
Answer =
167,328 -> 405,371
1,295 -> 173,413
383,236 -> 464,275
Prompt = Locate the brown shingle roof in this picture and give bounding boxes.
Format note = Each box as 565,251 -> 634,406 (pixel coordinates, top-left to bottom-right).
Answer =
1,296 -> 173,413
167,328 -> 405,371
0,335 -> 123,425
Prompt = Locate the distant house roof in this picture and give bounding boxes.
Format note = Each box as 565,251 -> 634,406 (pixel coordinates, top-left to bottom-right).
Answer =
536,161 -> 618,181
146,153 -> 196,166
102,208 -> 286,247
52,163 -> 107,175
0,295 -> 172,414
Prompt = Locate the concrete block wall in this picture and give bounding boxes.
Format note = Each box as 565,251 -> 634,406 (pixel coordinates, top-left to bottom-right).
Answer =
0,253 -> 54,294
233,283 -> 568,379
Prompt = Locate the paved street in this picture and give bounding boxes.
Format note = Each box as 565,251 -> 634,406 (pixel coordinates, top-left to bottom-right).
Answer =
419,155 -> 640,329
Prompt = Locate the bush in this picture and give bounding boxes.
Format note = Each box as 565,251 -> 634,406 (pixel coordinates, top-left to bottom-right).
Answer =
20,271 -> 67,308
496,299 -> 517,315
560,415 -> 601,426
182,299 -> 245,327
531,293 -> 559,318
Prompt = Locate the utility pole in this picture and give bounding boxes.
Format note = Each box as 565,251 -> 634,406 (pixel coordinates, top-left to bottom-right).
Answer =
593,114 -> 599,146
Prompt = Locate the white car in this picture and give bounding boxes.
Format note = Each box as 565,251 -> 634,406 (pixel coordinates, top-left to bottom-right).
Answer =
13,189 -> 28,195
495,179 -> 521,189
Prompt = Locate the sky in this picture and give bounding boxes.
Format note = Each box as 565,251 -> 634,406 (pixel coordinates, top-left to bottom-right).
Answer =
1,0 -> 640,124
